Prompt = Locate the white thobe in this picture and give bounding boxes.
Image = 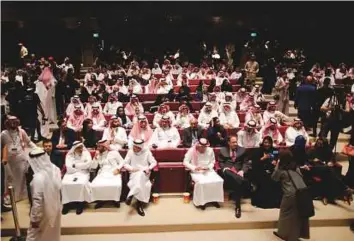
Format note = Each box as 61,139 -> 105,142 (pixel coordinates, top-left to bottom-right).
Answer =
219,112 -> 240,128
284,127 -> 309,146
26,169 -> 62,241
119,85 -> 129,95
61,151 -> 92,204
263,110 -> 289,125
131,85 -> 143,95
91,116 -> 106,131
1,129 -> 36,201
335,69 -> 347,80
36,80 -> 57,124
124,150 -> 157,203
216,77 -> 226,86
150,127 -> 181,148
156,85 -> 171,94
103,101 -> 123,115
260,127 -> 284,144
237,130 -> 261,148
245,112 -> 264,127
175,113 -> 195,129
102,127 -> 128,151
198,110 -> 218,129
183,147 -> 224,206
230,72 -> 242,80
151,68 -> 162,75
90,151 -> 124,202
153,112 -> 176,128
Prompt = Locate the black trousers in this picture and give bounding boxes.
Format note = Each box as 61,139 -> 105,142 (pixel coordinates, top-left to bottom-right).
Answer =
298,110 -> 313,129
344,157 -> 354,188
319,120 -> 341,150
221,170 -> 248,208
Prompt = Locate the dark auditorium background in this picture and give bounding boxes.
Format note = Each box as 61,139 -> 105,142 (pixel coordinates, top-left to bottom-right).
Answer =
1,1 -> 353,68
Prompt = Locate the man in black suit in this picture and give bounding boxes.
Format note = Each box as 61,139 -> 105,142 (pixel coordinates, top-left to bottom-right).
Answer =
51,119 -> 77,150
218,135 -> 251,218
181,119 -> 205,147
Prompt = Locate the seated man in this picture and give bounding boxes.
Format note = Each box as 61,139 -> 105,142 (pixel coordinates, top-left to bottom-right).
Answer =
102,116 -> 128,151
237,120 -> 261,148
218,135 -> 251,218
153,103 -> 176,128
198,102 -> 218,129
260,117 -> 284,146
183,138 -> 224,210
150,116 -> 181,148
128,115 -> 153,148
103,94 -> 122,115
245,105 -> 264,127
181,118 -> 205,147
61,141 -> 92,215
51,118 -> 76,150
89,103 -> 106,131
90,140 -> 124,209
67,105 -> 85,132
219,102 -> 240,129
285,118 -> 309,146
124,139 -> 157,216
263,101 -> 290,125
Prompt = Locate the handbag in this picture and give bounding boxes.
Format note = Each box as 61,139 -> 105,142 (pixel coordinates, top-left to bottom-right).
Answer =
341,145 -> 354,157
287,170 -> 315,218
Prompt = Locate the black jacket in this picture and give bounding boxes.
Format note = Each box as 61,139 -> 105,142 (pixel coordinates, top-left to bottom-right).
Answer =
51,128 -> 77,150
218,146 -> 251,173
181,126 -> 204,147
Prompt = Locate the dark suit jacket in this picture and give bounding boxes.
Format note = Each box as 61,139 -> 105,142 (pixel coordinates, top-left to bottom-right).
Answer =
50,150 -> 65,170
181,126 -> 205,147
295,84 -> 316,111
218,146 -> 251,173
51,128 -> 76,150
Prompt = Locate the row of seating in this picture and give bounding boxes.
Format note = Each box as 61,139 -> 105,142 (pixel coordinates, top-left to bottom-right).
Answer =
152,76 -> 239,85
172,85 -> 240,93
104,110 -> 260,123
94,124 -> 290,141
90,101 -> 270,112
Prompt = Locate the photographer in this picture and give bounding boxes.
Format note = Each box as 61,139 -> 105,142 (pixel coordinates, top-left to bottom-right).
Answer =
319,89 -> 344,150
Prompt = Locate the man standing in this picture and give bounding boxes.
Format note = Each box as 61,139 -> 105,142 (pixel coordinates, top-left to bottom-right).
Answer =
181,119 -> 205,147
124,139 -> 157,216
183,138 -> 224,210
26,148 -> 62,241
218,136 -> 251,218
295,76 -> 316,130
18,43 -> 28,67
1,116 -> 37,202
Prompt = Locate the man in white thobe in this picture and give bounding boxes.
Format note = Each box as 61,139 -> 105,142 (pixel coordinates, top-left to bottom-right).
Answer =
61,141 -> 92,215
90,140 -> 124,209
124,139 -> 157,216
26,148 -> 62,241
285,118 -> 309,146
219,103 -> 240,129
150,116 -> 181,148
102,115 -> 128,151
237,120 -> 261,148
183,138 -> 224,209
1,116 -> 37,202
103,95 -> 123,115
198,102 -> 219,129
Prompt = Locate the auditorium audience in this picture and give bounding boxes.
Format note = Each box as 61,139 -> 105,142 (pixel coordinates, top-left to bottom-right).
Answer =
150,116 -> 181,148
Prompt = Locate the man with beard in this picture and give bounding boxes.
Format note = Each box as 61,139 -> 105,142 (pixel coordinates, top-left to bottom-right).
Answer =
102,115 -> 128,151
198,102 -> 219,129
237,120 -> 261,148
150,116 -> 181,149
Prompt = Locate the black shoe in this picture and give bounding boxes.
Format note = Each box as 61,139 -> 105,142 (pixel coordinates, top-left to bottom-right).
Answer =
114,201 -> 120,208
76,204 -> 84,215
62,205 -> 70,215
212,202 -> 220,208
1,205 -> 12,213
200,205 -> 206,210
235,207 -> 241,218
136,204 -> 145,216
94,202 -> 104,209
273,231 -> 286,240
125,196 -> 133,206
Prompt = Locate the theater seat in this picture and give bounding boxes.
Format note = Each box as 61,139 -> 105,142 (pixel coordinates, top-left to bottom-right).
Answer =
153,148 -> 187,162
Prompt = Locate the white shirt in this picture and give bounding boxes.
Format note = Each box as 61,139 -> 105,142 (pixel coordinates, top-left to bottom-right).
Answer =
219,111 -> 240,128
198,110 -> 218,129
237,130 -> 261,148
103,101 -> 123,115
150,127 -> 181,148
284,127 -> 309,146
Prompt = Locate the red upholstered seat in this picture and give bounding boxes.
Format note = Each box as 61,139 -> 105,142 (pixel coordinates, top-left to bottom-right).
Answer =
152,148 -> 187,162
279,126 -> 288,137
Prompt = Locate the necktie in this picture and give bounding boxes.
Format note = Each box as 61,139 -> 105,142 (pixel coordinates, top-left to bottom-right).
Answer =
231,150 -> 236,162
